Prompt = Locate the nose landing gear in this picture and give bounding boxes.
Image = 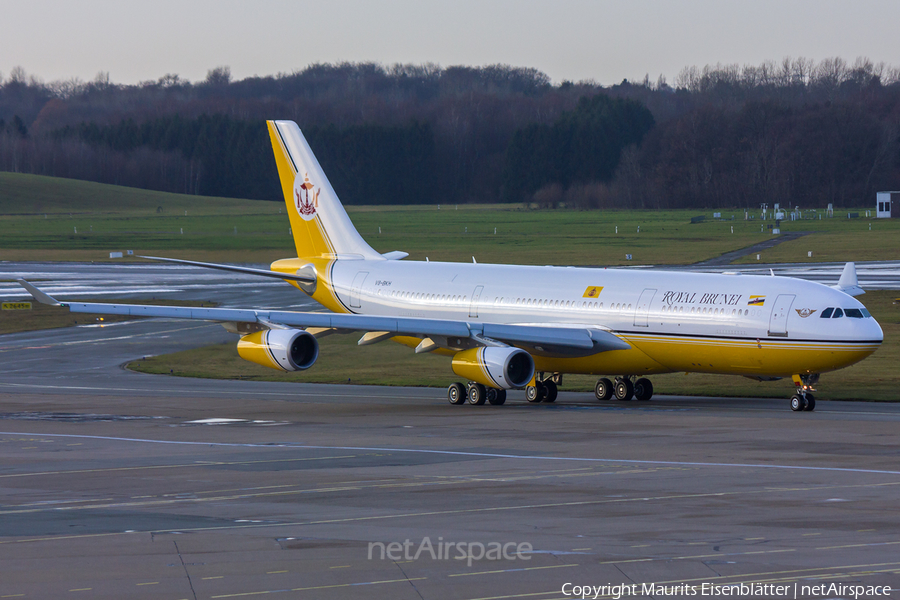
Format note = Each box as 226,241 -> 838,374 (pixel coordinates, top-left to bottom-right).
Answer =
790,374 -> 818,411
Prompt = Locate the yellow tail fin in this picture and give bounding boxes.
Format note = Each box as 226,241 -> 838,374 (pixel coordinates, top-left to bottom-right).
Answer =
267,120 -> 381,261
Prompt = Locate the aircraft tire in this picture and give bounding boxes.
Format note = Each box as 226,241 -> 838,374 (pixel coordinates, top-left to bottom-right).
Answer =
488,388 -> 506,405
448,382 -> 467,405
468,383 -> 487,405
614,378 -> 634,401
595,378 -> 613,401
543,381 -> 558,403
634,378 -> 653,401
790,394 -> 806,411
526,384 -> 545,403
803,394 -> 816,411
485,387 -> 497,404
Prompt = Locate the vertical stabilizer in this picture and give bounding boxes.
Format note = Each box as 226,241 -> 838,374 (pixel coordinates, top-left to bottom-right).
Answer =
267,120 -> 382,261
835,262 -> 865,296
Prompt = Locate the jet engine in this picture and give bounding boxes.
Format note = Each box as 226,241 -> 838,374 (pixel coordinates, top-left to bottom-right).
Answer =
451,347 -> 534,389
237,329 -> 319,371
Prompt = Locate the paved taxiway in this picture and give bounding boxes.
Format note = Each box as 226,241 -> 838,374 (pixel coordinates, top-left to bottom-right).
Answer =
1,262 -> 899,599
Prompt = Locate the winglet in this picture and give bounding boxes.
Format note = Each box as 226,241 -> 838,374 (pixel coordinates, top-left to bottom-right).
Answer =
17,279 -> 62,306
834,262 -> 865,296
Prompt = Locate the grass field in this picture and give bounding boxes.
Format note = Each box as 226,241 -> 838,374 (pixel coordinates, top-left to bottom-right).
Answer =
3,172 -> 899,266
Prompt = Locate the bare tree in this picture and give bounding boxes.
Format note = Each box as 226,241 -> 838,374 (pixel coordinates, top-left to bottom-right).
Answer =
205,66 -> 231,86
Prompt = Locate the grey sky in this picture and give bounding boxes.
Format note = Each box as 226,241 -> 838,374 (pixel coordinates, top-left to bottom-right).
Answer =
3,0 -> 898,86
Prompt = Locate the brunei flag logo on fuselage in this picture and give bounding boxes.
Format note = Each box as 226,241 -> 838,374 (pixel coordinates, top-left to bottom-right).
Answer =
294,173 -> 319,221
748,295 -> 766,306
583,286 -> 604,298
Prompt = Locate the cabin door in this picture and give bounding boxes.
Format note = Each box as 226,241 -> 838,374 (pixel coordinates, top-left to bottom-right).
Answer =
767,294 -> 795,337
350,271 -> 369,308
634,288 -> 657,327
469,285 -> 484,318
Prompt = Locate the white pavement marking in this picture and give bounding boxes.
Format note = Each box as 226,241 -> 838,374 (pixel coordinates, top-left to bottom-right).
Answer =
2,431 -> 900,477
0,381 -> 410,399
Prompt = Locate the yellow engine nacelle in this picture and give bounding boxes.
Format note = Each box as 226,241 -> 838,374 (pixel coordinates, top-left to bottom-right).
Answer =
451,347 -> 534,389
237,329 -> 319,371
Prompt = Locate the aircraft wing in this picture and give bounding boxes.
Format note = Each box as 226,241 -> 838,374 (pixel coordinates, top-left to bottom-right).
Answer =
17,280 -> 629,355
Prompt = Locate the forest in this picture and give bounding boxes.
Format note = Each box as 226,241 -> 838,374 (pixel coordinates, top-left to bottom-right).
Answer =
1,58 -> 899,209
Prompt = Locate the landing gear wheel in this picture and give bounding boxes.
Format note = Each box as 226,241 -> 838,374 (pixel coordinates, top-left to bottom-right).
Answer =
526,384 -> 546,403
485,387 -> 497,405
634,378 -> 653,401
448,382 -> 466,405
614,378 -> 634,401
468,383 -> 487,405
543,381 -> 558,403
790,393 -> 807,412
803,393 -> 816,411
488,389 -> 507,405
594,378 -> 613,401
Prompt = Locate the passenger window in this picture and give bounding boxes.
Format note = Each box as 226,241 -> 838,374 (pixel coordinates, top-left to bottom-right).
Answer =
832,308 -> 843,318
821,307 -> 834,318
844,308 -> 864,318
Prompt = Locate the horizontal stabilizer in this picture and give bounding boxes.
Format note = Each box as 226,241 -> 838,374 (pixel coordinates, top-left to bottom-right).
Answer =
139,256 -> 316,284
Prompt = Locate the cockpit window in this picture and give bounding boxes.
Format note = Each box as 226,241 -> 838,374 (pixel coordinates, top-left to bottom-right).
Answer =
820,307 -> 871,319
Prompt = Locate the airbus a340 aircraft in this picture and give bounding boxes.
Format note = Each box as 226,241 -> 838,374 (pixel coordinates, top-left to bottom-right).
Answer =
20,120 -> 883,411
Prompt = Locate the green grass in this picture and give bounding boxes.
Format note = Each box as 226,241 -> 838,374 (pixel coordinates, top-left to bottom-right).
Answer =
0,172 -> 261,215
0,299 -> 218,335
129,291 -> 899,402
0,172 -> 293,262
3,172 -> 898,266
734,217 -> 900,264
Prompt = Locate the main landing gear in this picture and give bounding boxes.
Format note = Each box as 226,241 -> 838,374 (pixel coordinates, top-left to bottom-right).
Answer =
790,374 -> 818,412
595,376 -> 653,402
449,373 -> 563,406
447,382 -> 507,406
525,373 -> 561,403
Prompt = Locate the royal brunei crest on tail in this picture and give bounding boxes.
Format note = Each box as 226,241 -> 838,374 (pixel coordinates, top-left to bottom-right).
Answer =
294,173 -> 319,221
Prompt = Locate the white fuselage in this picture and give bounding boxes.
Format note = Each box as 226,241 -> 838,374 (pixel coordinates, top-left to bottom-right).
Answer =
331,260 -> 875,340
325,260 -> 882,378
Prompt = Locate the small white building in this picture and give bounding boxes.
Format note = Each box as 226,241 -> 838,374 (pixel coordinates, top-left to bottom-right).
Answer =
877,191 -> 899,218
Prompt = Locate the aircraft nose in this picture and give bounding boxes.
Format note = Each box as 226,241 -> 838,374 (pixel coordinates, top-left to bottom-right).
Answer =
872,318 -> 884,342
865,316 -> 884,343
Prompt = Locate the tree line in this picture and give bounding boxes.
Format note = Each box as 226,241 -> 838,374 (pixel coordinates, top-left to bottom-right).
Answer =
1,58 -> 899,209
